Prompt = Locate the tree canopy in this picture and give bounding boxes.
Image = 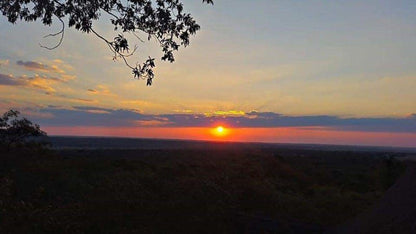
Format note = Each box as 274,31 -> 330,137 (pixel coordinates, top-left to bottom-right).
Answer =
0,110 -> 46,151
1,0 -> 213,85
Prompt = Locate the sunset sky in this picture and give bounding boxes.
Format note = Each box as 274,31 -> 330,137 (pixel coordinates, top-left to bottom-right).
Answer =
0,0 -> 415,147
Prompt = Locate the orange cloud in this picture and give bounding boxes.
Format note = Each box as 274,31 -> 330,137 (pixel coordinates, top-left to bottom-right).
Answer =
135,120 -> 172,127
205,110 -> 246,117
87,85 -> 116,97
0,73 -> 68,93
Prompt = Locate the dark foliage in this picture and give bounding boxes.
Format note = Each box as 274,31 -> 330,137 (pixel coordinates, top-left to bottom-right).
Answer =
0,109 -> 46,151
0,0 -> 213,85
0,148 -> 406,233
378,155 -> 405,190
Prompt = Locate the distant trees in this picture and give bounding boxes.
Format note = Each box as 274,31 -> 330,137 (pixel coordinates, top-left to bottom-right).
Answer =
0,0 -> 213,85
0,110 -> 46,151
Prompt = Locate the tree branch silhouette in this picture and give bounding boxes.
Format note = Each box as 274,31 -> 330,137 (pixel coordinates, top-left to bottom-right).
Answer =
1,0 -> 213,86
39,17 -> 65,50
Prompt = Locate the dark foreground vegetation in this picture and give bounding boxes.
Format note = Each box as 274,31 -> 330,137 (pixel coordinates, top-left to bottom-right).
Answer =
0,145 -> 406,233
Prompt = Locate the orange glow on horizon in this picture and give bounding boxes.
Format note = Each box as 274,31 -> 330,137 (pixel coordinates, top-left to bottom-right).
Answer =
41,126 -> 416,147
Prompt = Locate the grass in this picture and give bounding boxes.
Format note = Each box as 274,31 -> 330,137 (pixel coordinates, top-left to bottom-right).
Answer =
0,147 -> 406,233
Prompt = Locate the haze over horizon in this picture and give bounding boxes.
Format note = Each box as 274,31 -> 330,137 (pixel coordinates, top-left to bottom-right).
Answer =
0,0 -> 415,147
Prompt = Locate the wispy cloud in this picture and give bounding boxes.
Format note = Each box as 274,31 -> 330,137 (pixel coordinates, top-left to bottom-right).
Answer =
87,85 -> 116,97
0,58 -> 77,95
0,73 -> 24,86
16,60 -> 64,74
0,73 -> 69,92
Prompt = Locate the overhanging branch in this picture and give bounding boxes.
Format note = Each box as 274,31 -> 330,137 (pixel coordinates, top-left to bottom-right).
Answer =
39,17 -> 65,50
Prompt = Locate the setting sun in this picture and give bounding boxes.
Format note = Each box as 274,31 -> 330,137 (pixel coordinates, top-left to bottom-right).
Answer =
210,125 -> 230,138
216,126 -> 224,133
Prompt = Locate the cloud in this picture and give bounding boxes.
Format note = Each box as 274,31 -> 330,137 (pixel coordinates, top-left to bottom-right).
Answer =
0,59 -> 77,95
25,106 -> 416,133
16,60 -> 64,73
0,73 -> 25,86
0,73 -> 67,92
87,85 -> 116,96
0,59 -> 9,67
74,98 -> 96,103
205,110 -> 246,117
29,106 -> 144,127
14,60 -> 75,82
135,119 -> 173,127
